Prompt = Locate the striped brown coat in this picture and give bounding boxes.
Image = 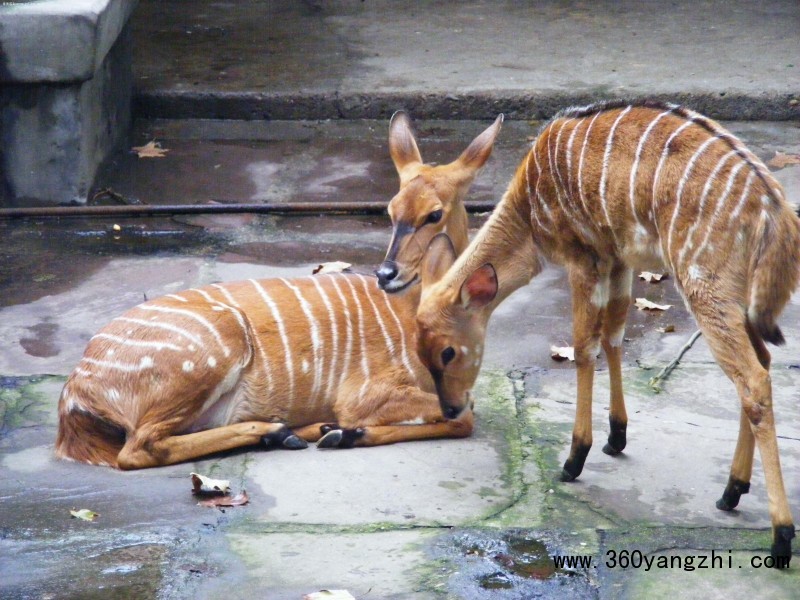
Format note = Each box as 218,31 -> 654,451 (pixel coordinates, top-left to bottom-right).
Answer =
408,100 -> 799,564
56,270 -> 472,470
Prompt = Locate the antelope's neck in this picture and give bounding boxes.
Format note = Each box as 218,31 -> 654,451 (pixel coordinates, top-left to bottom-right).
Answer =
448,162 -> 543,306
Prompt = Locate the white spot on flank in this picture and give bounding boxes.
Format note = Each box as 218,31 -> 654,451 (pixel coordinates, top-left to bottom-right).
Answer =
105,388 -> 121,404
302,359 -> 310,374
188,344 -> 197,352
182,360 -> 194,372
687,264 -> 704,280
207,356 -> 217,368
140,356 -> 154,369
106,349 -> 114,356
460,346 -> 469,356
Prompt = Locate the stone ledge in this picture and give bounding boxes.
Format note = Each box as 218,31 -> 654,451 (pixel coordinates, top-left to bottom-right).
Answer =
0,0 -> 137,83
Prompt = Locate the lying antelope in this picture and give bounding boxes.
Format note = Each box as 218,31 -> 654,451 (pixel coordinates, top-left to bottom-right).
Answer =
412,100 -> 800,564
376,111 -> 504,292
55,248 -> 473,470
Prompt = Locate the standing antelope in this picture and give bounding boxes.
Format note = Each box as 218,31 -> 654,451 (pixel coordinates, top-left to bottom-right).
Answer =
413,100 -> 800,564
55,245 -> 473,470
376,111 -> 504,292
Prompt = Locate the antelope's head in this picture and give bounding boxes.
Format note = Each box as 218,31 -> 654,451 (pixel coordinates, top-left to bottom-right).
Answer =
376,112 -> 503,293
416,235 -> 498,419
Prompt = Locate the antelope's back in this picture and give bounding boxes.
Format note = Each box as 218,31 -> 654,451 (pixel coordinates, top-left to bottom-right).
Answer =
529,100 -> 798,279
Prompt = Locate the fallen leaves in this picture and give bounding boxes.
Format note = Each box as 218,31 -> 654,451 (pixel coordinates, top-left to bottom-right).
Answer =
191,472 -> 249,510
70,508 -> 99,522
634,298 -> 672,311
313,261 -> 352,275
656,324 -> 676,333
767,151 -> 800,170
197,491 -> 250,508
191,472 -> 231,495
131,140 -> 169,158
638,271 -> 667,283
550,345 -> 575,362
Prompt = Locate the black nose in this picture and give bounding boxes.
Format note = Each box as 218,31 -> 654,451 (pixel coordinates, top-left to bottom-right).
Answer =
376,262 -> 398,287
442,405 -> 462,420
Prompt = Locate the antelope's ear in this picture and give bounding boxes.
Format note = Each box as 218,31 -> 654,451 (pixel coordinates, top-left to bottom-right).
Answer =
455,114 -> 504,172
421,233 -> 457,289
389,111 -> 423,176
460,263 -> 498,309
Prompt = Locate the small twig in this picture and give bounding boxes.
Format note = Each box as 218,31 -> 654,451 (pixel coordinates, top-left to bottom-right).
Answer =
648,329 -> 702,392
91,187 -> 144,206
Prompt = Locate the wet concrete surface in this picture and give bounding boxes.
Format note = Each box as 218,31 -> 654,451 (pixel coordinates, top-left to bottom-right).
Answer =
1,119 -> 800,598
130,0 -> 800,120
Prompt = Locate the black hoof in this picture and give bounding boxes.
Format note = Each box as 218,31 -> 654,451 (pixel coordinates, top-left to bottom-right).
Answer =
771,525 -> 795,569
318,427 -> 365,449
320,423 -> 340,435
602,442 -> 622,456
604,419 -> 627,455
561,443 -> 590,482
262,426 -> 308,450
716,478 -> 750,512
560,468 -> 578,482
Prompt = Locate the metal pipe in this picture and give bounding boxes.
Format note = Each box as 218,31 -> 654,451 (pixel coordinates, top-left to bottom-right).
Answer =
0,200 -> 498,219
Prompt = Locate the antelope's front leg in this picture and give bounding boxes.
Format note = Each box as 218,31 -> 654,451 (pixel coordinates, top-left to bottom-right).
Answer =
561,265 -> 605,482
317,383 -> 473,448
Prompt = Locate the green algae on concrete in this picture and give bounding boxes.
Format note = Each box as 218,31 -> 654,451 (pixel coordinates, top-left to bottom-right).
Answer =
0,375 -> 63,433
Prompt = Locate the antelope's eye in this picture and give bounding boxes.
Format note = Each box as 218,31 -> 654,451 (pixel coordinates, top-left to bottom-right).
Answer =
441,346 -> 456,366
426,209 -> 443,224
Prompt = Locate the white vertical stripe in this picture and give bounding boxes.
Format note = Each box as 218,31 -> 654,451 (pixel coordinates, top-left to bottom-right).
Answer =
309,276 -> 339,401
689,161 -> 749,265
665,136 -> 719,260
213,283 -> 272,393
327,275 -> 354,390
165,294 -> 188,302
565,117 -> 582,196
629,110 -> 672,227
280,278 -> 324,402
599,106 -> 632,240
532,141 -> 555,229
674,150 -> 738,269
728,170 -> 757,223
140,304 -> 231,357
548,120 -> 584,232
357,275 -> 397,366
552,118 -> 573,203
377,282 -> 416,379
249,279 -> 295,399
341,275 -> 370,396
189,288 -> 216,303
651,120 -> 695,214
577,111 -> 603,215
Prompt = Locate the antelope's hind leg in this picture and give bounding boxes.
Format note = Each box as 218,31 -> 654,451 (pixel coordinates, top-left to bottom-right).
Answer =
690,298 -> 794,566
117,421 -> 301,470
600,264 -> 633,456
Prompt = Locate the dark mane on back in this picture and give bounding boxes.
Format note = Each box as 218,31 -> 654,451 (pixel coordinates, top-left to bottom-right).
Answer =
552,98 -> 677,121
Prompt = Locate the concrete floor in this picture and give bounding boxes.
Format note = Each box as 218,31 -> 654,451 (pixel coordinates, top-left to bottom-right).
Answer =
1,118 -> 800,598
2,0 -> 800,597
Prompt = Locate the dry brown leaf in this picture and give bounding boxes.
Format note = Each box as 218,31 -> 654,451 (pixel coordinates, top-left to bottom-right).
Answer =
767,151 -> 800,170
190,472 -> 231,495
197,490 -> 250,508
132,140 -> 169,158
635,298 -> 672,311
639,271 -> 668,283
656,324 -> 676,333
313,261 -> 352,275
550,345 -> 575,362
